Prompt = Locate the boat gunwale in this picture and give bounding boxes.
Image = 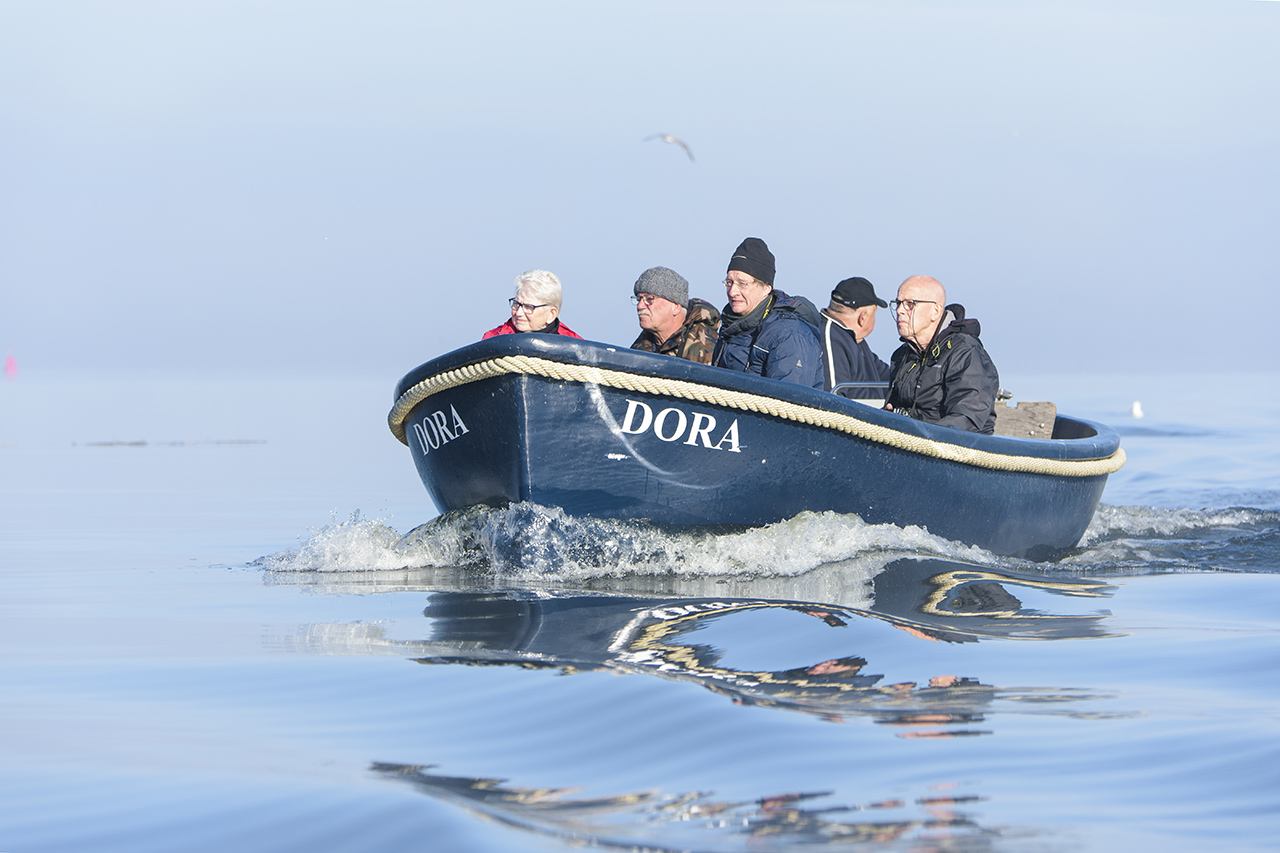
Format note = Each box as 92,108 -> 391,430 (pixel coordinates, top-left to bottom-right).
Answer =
390,336 -> 1124,476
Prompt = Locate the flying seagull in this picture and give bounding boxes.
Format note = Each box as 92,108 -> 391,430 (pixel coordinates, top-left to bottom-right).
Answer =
643,133 -> 695,163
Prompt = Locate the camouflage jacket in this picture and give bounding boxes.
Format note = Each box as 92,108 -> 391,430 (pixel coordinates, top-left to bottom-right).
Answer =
630,298 -> 720,364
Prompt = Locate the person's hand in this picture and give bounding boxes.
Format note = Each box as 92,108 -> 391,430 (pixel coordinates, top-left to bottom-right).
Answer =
883,402 -> 894,412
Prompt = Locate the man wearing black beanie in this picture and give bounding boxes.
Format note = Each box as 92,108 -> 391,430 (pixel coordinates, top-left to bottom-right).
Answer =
712,237 -> 823,388
727,237 -> 776,287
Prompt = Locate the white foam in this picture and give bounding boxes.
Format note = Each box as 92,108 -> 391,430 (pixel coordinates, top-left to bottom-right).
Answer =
256,502 -> 1280,582
254,510 -> 456,573
258,503 -> 995,581
1079,504 -> 1276,545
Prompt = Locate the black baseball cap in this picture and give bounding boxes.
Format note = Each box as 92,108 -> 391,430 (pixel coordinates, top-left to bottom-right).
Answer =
831,277 -> 887,309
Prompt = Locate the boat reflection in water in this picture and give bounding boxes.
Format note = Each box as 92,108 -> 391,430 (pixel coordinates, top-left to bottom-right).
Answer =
371,561 -> 1117,849
270,557 -> 1120,850
272,556 -> 1119,725
405,558 -> 1117,724
372,762 -> 981,850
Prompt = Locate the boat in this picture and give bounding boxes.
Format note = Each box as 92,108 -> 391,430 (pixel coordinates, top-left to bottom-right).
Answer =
388,335 -> 1124,558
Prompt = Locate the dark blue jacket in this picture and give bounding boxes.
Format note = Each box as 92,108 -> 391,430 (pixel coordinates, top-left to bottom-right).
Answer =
712,290 -> 824,388
818,313 -> 891,399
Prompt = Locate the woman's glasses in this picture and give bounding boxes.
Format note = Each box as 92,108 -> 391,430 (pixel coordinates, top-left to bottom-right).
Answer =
509,297 -> 549,314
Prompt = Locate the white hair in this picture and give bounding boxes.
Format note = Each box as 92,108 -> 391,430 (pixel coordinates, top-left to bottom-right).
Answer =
514,269 -> 563,310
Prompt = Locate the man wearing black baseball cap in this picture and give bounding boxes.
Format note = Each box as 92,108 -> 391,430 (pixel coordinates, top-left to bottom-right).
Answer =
818,276 -> 891,400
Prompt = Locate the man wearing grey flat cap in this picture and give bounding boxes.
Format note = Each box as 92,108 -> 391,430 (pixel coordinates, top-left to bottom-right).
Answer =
630,266 -> 720,364
819,276 -> 891,401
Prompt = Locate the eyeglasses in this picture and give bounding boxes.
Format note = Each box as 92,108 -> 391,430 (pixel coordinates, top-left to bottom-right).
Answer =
509,297 -> 550,314
891,299 -> 937,312
723,277 -> 762,291
631,294 -> 661,306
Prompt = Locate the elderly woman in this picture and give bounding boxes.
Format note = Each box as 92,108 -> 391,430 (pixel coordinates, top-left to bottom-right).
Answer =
482,269 -> 583,339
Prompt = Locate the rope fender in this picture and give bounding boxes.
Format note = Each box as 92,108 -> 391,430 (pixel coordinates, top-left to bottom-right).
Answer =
387,355 -> 1126,478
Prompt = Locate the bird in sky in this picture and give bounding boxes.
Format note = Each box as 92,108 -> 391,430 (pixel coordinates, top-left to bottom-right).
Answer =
643,133 -> 695,163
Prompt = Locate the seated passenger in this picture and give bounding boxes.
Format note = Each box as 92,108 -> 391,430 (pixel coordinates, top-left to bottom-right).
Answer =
884,275 -> 998,433
711,237 -> 823,388
483,269 -> 583,339
629,266 -> 720,364
819,276 -> 891,400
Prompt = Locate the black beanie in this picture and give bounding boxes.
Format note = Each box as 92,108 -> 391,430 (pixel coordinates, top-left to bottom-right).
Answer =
727,237 -> 775,287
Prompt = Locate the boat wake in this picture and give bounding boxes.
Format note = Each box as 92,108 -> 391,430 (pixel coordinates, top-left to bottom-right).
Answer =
256,503 -> 994,580
254,502 -> 1280,581
1072,504 -> 1280,573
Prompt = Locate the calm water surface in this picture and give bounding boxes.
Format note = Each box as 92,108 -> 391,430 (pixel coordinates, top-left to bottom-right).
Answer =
2,370 -> 1278,852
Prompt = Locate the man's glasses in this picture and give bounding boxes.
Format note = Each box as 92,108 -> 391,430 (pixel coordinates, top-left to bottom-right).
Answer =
631,294 -> 661,306
509,297 -> 549,313
891,299 -> 936,312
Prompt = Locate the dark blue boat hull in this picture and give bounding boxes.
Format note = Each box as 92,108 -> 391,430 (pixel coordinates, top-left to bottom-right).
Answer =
390,337 -> 1122,558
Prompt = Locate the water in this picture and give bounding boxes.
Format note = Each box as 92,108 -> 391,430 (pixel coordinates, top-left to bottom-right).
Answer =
2,370 -> 1278,852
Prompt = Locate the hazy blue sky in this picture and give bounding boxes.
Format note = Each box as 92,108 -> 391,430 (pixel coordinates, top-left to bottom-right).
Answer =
2,0 -> 1277,378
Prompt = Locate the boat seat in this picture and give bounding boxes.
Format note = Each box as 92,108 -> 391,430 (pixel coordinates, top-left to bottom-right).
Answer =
993,401 -> 1057,438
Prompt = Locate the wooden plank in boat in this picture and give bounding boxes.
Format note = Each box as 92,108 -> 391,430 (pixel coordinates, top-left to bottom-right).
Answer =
993,401 -> 1057,438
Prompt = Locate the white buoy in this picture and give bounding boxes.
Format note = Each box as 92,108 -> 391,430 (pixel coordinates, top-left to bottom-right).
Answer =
1131,401 -> 1144,419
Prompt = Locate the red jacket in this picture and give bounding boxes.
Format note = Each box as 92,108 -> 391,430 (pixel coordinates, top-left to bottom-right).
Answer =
482,319 -> 583,340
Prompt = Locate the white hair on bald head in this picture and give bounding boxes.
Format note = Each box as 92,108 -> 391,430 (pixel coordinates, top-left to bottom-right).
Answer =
514,269 -> 563,310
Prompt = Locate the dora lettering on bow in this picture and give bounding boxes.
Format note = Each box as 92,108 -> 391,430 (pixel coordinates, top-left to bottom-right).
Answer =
618,399 -> 741,453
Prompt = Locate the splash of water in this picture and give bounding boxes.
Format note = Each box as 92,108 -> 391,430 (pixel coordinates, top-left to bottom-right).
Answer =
1069,504 -> 1280,572
255,502 -> 1280,581
256,503 -> 992,580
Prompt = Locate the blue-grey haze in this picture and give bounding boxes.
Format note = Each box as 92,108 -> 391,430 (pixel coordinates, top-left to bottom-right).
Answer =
2,0 -> 1277,376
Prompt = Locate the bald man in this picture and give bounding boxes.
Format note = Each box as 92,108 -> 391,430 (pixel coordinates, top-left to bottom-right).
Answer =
884,275 -> 999,433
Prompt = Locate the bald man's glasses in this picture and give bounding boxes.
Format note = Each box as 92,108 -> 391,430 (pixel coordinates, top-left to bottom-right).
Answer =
891,299 -> 937,312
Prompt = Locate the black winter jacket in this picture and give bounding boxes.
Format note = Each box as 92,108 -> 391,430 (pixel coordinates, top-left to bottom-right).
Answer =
886,304 -> 999,433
